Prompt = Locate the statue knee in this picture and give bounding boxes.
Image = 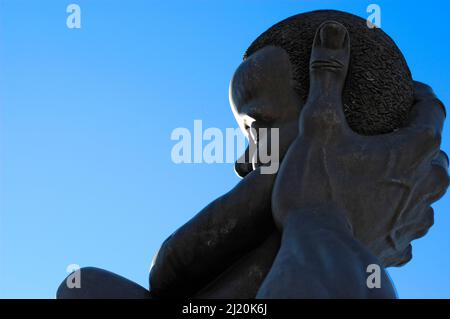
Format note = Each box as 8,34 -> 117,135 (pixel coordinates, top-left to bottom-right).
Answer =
56,267 -> 151,299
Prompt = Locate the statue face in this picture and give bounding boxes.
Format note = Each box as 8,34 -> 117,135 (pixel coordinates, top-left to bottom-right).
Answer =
229,46 -> 302,177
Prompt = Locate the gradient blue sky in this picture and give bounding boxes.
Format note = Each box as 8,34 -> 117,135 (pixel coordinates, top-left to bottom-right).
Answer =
0,0 -> 449,298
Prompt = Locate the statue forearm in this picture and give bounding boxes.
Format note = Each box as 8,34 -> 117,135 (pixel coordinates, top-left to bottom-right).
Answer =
257,207 -> 397,299
150,168 -> 276,297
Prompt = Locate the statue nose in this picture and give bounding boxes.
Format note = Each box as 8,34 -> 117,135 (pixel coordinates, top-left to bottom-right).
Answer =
234,160 -> 253,178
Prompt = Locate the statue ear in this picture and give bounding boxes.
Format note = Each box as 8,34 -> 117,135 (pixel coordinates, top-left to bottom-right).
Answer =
234,145 -> 253,178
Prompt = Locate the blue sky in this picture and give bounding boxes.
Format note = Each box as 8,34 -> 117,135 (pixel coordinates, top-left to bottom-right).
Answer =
0,0 -> 449,298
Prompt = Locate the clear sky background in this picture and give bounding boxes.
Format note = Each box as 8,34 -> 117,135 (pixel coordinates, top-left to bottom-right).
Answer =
0,0 -> 449,298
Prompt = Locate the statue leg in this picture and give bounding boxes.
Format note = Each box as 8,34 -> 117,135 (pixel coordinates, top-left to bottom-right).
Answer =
56,267 -> 152,299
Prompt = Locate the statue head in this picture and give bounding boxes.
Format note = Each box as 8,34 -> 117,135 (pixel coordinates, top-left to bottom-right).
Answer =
231,10 -> 415,177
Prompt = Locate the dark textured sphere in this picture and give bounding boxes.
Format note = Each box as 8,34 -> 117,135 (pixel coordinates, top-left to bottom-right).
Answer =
245,10 -> 414,135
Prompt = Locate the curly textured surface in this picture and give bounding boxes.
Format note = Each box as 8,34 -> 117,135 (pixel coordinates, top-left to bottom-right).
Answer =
245,10 -> 414,135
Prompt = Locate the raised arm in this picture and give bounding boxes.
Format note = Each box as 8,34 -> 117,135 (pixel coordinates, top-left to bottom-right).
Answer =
259,21 -> 448,298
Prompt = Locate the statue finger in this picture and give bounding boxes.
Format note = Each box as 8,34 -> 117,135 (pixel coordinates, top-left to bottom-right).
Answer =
391,82 -> 445,161
300,21 -> 352,140
413,81 -> 446,119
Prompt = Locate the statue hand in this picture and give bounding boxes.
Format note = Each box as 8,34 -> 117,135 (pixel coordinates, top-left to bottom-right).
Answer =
272,21 -> 448,266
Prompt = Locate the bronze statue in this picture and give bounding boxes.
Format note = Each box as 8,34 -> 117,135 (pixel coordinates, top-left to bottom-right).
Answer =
57,10 -> 448,299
